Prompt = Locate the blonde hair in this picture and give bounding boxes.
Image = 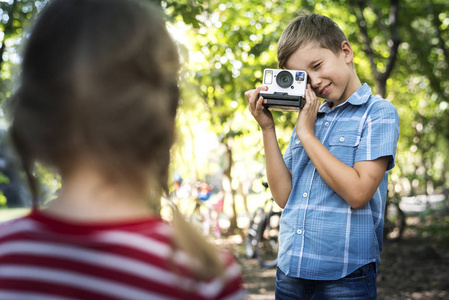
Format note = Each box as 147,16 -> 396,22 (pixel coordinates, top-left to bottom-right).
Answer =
9,0 -> 224,280
277,13 -> 348,69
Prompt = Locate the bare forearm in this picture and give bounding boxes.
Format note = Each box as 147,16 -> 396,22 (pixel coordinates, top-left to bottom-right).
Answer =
294,85 -> 389,209
262,127 -> 292,208
300,133 -> 387,209
245,86 -> 292,207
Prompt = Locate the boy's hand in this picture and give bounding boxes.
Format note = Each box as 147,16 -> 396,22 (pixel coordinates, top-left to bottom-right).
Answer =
245,86 -> 275,130
296,84 -> 321,141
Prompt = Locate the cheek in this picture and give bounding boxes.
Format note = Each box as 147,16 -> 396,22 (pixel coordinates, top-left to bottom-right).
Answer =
328,67 -> 346,83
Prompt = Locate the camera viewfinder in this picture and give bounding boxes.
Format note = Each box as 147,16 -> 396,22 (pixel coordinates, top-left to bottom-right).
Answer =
296,72 -> 305,82
264,70 -> 273,85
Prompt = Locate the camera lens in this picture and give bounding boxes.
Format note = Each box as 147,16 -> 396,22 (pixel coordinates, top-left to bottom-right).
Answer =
276,71 -> 293,88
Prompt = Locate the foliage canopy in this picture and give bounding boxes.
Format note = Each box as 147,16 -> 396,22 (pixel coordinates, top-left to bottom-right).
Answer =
0,0 -> 448,234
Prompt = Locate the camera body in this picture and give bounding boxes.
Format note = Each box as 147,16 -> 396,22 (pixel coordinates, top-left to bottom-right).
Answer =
259,68 -> 308,112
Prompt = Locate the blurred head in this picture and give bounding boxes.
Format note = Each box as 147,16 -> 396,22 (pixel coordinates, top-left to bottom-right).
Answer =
9,0 -> 180,205
277,13 -> 348,69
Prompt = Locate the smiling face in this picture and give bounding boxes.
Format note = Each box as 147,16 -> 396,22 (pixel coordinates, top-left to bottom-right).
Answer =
285,41 -> 361,108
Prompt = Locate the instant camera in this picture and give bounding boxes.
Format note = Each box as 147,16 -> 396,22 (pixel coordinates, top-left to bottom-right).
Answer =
259,69 -> 308,112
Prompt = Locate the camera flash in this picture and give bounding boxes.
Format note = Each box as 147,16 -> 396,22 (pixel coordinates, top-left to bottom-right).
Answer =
264,70 -> 273,85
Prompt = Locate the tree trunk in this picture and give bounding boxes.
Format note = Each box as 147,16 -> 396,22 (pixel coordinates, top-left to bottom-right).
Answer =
349,0 -> 400,98
222,140 -> 238,232
238,181 -> 249,213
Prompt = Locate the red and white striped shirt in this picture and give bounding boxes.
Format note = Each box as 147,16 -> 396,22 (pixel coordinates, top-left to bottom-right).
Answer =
0,210 -> 245,300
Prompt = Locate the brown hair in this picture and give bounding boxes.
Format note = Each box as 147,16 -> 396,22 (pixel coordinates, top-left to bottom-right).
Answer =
10,0 -> 179,205
277,13 -> 348,69
9,0 -> 224,280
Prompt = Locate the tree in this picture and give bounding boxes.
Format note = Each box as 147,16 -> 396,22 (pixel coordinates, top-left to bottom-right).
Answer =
178,0 -> 303,231
2,1 -> 449,240
0,0 -> 42,102
0,0 -> 45,207
396,0 -> 449,195
347,0 -> 401,98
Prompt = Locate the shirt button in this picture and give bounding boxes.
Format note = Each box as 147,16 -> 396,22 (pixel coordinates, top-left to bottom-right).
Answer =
303,192 -> 308,198
325,122 -> 330,127
297,229 -> 303,235
295,140 -> 300,144
340,137 -> 345,142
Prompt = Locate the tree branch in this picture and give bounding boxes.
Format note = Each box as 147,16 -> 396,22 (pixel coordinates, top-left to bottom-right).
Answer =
380,0 -> 401,83
348,0 -> 378,79
348,0 -> 400,97
430,1 -> 449,79
366,2 -> 389,39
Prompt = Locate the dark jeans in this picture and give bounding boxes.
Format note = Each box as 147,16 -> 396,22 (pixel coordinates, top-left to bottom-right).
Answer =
275,263 -> 377,300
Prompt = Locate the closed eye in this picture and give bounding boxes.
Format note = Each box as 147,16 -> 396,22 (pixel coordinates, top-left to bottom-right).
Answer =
313,62 -> 322,69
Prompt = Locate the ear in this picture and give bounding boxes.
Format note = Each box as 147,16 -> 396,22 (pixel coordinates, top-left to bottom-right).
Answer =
341,41 -> 354,64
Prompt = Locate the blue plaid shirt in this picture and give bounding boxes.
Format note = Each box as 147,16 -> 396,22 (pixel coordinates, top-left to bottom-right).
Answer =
279,83 -> 399,280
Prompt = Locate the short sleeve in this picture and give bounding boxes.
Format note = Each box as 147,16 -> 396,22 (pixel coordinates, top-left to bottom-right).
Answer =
283,129 -> 295,170
355,100 -> 399,170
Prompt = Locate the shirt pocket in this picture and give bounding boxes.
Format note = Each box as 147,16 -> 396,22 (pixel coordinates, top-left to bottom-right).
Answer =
328,131 -> 360,167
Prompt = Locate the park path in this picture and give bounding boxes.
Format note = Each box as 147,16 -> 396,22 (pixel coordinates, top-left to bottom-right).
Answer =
215,220 -> 449,300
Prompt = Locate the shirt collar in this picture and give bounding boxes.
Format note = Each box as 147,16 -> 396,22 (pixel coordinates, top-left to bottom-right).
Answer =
318,83 -> 372,113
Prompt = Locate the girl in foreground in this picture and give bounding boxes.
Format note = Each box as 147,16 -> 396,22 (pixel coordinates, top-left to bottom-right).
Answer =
0,0 -> 244,299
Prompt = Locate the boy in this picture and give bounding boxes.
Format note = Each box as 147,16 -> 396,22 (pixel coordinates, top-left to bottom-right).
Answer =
245,13 -> 399,299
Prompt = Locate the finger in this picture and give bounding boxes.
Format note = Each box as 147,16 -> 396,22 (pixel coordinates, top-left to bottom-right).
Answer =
245,90 -> 258,114
304,85 -> 310,103
246,86 -> 266,103
255,95 -> 265,111
307,86 -> 321,113
244,89 -> 255,102
254,85 -> 267,100
306,84 -> 316,101
302,87 -> 312,111
308,86 -> 320,110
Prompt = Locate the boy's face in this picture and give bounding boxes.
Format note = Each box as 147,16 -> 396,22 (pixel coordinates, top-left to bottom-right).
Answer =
285,41 -> 358,107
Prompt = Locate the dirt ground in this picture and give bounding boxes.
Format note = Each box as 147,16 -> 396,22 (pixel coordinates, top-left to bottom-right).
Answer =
216,218 -> 449,300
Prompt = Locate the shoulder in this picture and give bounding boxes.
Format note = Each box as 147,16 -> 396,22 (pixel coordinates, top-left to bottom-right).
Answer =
366,95 -> 397,111
363,96 -> 399,121
0,213 -> 37,247
0,213 -> 33,228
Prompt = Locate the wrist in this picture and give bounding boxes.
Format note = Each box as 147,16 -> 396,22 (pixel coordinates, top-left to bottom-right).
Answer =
297,130 -> 315,143
260,123 -> 275,132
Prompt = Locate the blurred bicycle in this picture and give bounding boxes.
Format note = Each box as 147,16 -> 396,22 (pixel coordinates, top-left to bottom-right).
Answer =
245,182 -> 281,268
